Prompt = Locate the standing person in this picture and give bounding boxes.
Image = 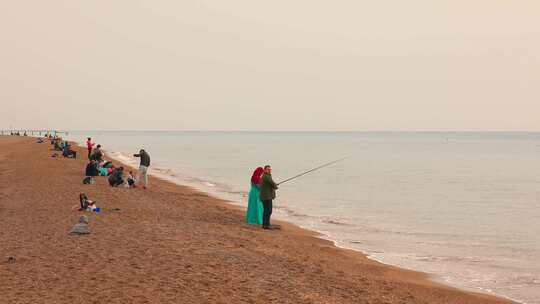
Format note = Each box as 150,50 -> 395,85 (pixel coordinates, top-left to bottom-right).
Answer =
92,144 -> 103,162
133,149 -> 150,189
246,167 -> 264,225
86,137 -> 95,159
259,165 -> 278,230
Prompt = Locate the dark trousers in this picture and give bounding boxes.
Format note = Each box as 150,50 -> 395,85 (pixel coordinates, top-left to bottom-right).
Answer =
262,199 -> 273,228
87,148 -> 92,159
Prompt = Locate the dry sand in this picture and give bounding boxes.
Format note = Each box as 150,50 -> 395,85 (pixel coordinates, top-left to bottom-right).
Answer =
0,136 -> 514,304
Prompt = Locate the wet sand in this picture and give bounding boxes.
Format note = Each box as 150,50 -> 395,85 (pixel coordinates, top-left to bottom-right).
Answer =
0,136 -> 514,304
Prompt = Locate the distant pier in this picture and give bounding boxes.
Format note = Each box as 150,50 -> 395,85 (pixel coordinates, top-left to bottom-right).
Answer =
0,130 -> 68,137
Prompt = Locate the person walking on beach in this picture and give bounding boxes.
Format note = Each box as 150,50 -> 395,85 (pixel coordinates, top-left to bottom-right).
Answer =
259,165 -> 278,230
86,137 -> 95,159
246,167 -> 264,225
133,149 -> 150,189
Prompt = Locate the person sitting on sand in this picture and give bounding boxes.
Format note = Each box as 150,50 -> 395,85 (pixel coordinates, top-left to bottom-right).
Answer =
98,166 -> 109,176
79,194 -> 97,211
85,160 -> 99,177
53,138 -> 63,151
133,149 -> 150,189
62,143 -> 77,159
127,171 -> 137,188
108,166 -> 125,187
246,167 -> 264,225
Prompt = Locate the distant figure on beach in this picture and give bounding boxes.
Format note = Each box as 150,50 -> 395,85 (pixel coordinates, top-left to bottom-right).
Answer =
86,137 -> 95,159
133,149 -> 150,189
108,167 -> 125,187
62,143 -> 77,158
260,165 -> 278,230
246,167 -> 264,225
53,138 -> 63,151
91,144 -> 103,162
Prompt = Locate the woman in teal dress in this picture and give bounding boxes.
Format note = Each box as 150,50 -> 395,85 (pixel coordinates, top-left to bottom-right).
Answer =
246,167 -> 264,224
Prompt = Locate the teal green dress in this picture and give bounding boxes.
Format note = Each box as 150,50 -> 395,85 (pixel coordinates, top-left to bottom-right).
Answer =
246,182 -> 263,224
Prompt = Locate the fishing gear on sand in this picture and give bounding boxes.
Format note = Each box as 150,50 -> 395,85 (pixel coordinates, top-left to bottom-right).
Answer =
277,157 -> 348,186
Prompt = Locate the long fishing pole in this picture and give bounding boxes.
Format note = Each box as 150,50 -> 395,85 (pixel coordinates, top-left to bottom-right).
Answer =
277,157 -> 348,186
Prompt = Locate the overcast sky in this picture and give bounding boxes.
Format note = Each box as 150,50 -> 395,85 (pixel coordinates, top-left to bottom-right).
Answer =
1,1 -> 539,131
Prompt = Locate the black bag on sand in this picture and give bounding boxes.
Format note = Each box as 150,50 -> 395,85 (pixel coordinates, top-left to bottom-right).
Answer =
82,177 -> 93,185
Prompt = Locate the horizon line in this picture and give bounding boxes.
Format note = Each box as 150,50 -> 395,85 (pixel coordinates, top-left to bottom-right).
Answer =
50,129 -> 540,133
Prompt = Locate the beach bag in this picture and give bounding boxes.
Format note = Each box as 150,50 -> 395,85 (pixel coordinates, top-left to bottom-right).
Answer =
82,176 -> 94,184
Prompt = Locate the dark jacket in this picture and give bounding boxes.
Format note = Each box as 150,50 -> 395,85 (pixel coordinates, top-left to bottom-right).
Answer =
134,151 -> 150,167
91,149 -> 103,162
108,169 -> 124,186
259,173 -> 278,201
85,162 -> 99,177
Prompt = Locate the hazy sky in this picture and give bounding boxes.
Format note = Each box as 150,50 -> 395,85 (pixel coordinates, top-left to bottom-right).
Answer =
1,1 -> 539,131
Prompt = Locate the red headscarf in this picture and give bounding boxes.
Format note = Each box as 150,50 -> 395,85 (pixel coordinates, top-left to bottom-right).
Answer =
251,167 -> 264,184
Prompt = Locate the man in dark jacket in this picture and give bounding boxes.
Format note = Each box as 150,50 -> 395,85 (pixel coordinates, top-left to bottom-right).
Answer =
108,167 -> 124,187
259,165 -> 278,230
85,160 -> 99,177
133,149 -> 150,189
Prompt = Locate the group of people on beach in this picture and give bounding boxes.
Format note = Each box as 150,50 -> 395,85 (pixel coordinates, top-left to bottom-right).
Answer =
246,165 -> 279,230
47,135 -> 77,158
84,137 -> 150,189
39,133 -> 279,229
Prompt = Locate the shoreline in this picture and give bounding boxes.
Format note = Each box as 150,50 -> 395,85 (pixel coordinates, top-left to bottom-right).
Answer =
0,136 -> 516,303
91,138 -> 524,304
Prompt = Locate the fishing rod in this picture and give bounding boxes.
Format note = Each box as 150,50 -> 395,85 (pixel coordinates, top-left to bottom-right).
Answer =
277,157 -> 349,186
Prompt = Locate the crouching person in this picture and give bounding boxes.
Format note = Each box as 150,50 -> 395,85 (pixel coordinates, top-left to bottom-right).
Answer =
108,167 -> 125,187
127,171 -> 137,188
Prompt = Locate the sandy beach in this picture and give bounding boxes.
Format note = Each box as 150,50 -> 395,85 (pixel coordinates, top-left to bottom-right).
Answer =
0,136 -> 514,304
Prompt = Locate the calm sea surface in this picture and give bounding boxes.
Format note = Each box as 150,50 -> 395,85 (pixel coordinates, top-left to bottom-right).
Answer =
66,131 -> 540,303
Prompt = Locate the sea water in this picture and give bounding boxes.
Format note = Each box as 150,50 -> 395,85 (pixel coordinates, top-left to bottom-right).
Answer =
66,131 -> 540,303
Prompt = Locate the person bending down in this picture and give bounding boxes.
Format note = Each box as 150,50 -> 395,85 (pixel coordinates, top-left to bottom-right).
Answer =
133,149 -> 150,189
85,160 -> 99,177
127,171 -> 137,188
108,167 -> 125,187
